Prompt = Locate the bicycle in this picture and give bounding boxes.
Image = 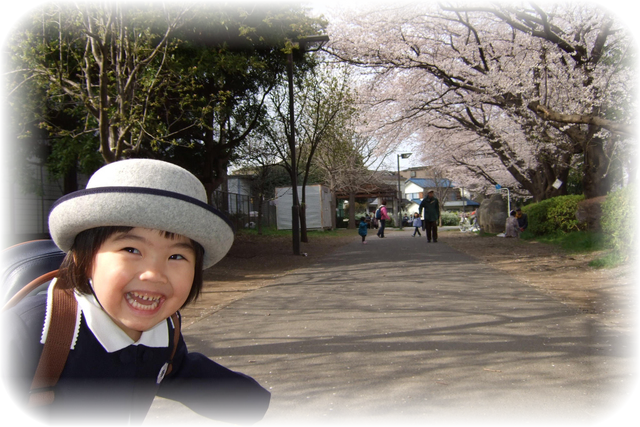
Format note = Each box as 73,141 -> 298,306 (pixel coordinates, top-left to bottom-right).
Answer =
459,217 -> 480,232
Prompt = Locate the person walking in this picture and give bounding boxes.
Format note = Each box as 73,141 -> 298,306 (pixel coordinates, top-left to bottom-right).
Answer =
370,213 -> 378,230
376,201 -> 390,238
412,212 -> 422,237
358,216 -> 369,244
419,190 -> 440,242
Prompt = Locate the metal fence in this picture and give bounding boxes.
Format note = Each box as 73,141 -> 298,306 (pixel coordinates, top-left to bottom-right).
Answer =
8,182 -> 277,247
10,190 -> 59,240
210,190 -> 277,231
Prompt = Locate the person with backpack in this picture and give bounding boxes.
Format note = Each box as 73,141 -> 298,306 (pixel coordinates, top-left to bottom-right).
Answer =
376,200 -> 391,238
1,159 -> 270,424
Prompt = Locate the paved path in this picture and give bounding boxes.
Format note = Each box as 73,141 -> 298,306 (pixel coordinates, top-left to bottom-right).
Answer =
145,231 -> 636,426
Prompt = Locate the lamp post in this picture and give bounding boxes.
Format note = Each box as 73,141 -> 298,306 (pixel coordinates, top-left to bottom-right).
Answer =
397,153 -> 412,230
287,34 -> 329,255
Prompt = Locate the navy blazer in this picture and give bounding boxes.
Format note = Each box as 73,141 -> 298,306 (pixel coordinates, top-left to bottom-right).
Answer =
2,294 -> 270,424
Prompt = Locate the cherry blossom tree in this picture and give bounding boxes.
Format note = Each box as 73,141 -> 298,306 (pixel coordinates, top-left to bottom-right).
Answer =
328,1 -> 635,201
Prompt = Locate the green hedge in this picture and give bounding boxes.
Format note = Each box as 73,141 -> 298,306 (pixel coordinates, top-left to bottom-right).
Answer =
441,211 -> 460,226
601,184 -> 636,255
522,195 -> 586,236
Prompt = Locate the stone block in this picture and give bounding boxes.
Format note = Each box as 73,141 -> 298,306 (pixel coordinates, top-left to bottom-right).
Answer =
478,194 -> 508,234
576,196 -> 607,231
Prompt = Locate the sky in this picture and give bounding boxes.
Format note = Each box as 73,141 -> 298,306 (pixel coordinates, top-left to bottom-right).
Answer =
311,0 -> 356,14
311,0 -> 334,13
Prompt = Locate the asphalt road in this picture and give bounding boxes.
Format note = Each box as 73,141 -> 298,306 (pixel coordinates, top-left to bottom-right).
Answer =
145,231 -> 637,426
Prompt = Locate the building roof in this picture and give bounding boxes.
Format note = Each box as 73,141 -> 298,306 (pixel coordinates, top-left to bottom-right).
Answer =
406,178 -> 454,189
410,197 -> 479,207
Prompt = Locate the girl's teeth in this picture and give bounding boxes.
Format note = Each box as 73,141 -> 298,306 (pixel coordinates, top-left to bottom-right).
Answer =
126,292 -> 161,310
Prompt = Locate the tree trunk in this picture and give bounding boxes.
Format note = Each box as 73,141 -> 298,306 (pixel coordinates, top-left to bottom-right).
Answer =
348,192 -> 356,229
582,136 -> 614,199
526,160 -> 570,202
63,163 -> 78,194
330,192 -> 337,230
257,194 -> 264,235
300,203 -> 308,243
299,181 -> 309,243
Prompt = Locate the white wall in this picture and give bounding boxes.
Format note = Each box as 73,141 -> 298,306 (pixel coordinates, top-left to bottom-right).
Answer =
275,185 -> 332,230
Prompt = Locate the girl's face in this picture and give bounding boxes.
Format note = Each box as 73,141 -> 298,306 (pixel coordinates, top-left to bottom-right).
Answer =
90,227 -> 196,341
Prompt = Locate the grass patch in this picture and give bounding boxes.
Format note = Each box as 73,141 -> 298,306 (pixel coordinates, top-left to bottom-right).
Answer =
522,229 -> 627,269
523,230 -> 608,253
588,252 -> 627,268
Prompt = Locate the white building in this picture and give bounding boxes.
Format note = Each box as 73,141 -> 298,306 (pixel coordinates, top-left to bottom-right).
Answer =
403,178 -> 479,215
275,185 -> 333,230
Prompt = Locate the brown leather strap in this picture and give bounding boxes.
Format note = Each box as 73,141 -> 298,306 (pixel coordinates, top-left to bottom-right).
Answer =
28,287 -> 77,407
2,270 -> 59,312
165,312 -> 181,376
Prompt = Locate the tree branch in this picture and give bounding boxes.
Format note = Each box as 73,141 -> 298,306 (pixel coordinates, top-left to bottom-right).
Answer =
528,101 -> 634,135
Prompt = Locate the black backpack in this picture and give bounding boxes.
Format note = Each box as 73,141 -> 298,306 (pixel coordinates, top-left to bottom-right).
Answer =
1,240 -> 181,406
1,240 -> 64,307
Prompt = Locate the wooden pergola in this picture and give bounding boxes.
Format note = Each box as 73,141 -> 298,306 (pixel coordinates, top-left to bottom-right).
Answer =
334,183 -> 397,201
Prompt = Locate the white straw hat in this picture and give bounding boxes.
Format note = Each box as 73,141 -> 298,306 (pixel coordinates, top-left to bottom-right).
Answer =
48,159 -> 234,269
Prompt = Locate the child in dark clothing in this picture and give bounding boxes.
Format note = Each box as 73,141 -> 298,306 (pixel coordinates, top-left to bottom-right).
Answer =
2,159 -> 270,425
358,216 -> 368,244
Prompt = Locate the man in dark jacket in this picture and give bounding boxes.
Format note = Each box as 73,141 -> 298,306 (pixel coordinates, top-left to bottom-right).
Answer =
419,191 -> 440,242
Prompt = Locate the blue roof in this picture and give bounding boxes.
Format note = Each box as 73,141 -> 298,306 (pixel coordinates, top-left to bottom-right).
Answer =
407,178 -> 453,189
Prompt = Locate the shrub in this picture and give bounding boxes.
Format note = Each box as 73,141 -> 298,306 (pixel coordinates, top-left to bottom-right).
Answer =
601,184 -> 636,256
441,211 -> 460,226
523,199 -> 555,236
522,195 -> 585,236
547,195 -> 586,232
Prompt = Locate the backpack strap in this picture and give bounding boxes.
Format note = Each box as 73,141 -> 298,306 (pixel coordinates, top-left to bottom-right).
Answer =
28,286 -> 77,407
165,312 -> 181,376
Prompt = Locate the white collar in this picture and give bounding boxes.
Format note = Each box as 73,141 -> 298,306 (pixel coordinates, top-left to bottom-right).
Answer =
41,279 -> 169,352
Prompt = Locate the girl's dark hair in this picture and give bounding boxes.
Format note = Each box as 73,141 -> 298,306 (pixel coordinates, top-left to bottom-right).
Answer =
56,226 -> 205,308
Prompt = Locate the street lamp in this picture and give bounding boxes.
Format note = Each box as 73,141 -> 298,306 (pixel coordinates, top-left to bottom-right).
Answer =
397,153 -> 412,230
287,34 -> 329,255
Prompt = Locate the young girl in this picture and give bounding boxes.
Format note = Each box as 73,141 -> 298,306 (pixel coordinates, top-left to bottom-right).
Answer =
412,213 -> 422,237
2,159 -> 270,424
358,216 -> 368,244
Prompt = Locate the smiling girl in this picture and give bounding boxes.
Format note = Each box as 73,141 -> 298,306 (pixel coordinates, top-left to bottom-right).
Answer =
2,159 -> 270,424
